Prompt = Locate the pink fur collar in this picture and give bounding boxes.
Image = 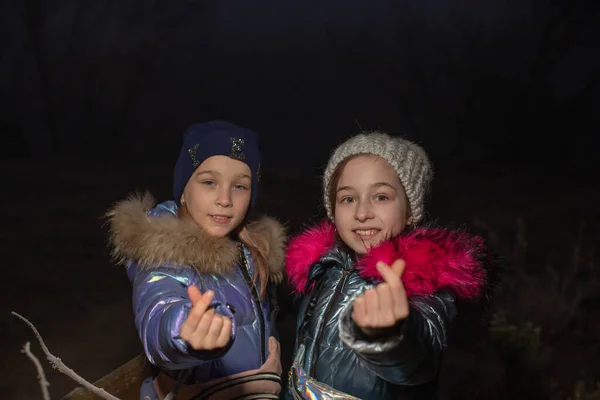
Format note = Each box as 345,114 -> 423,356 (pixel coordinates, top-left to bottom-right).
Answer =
285,220 -> 488,300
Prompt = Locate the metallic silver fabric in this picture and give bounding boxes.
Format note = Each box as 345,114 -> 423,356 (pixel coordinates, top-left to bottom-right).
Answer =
289,345 -> 361,400
288,247 -> 456,400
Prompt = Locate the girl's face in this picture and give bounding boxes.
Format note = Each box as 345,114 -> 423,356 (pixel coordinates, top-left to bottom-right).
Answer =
181,155 -> 252,237
333,154 -> 409,254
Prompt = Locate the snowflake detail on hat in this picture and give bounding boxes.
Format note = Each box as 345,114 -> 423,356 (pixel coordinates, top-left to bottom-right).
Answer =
188,143 -> 201,167
230,137 -> 246,160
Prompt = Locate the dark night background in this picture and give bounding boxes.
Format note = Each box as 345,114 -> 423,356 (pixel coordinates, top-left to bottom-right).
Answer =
1,0 -> 599,399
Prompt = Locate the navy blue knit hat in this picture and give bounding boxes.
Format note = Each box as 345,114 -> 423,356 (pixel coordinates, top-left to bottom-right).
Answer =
173,120 -> 261,206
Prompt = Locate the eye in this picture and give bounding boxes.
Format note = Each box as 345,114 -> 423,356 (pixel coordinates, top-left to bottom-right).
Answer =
340,196 -> 355,204
234,184 -> 249,190
201,180 -> 216,186
375,194 -> 389,201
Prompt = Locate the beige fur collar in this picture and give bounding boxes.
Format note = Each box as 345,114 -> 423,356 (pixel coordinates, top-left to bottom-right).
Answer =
106,192 -> 286,282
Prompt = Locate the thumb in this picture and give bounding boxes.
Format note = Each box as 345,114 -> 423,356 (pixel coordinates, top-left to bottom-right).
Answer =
391,259 -> 406,278
268,336 -> 280,354
266,336 -> 281,364
187,285 -> 204,305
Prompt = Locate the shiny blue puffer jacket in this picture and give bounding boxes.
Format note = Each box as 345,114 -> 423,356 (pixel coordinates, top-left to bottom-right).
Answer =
107,193 -> 286,399
285,221 -> 489,400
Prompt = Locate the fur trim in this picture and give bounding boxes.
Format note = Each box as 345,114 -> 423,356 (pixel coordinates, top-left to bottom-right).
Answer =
106,192 -> 286,279
285,220 -> 488,300
243,214 -> 287,283
285,221 -> 336,295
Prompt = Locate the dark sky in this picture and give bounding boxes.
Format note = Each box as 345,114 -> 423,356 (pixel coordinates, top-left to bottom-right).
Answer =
1,0 -> 599,171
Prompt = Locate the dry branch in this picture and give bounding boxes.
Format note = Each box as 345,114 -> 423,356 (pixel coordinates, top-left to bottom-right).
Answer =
12,311 -> 121,400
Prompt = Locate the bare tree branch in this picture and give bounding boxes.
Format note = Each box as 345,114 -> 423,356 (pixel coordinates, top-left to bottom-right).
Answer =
12,311 -> 121,400
21,342 -> 51,400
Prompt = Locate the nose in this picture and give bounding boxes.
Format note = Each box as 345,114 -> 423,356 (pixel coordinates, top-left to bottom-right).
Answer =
215,188 -> 233,208
354,200 -> 374,222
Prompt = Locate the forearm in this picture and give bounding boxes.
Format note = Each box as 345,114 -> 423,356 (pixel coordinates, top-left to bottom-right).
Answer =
339,291 -> 456,385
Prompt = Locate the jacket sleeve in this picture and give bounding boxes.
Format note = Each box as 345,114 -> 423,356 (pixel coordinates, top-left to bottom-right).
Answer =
338,290 -> 456,385
128,262 -> 236,371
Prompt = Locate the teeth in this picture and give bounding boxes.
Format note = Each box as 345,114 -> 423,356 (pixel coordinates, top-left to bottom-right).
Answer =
355,229 -> 378,236
212,216 -> 229,220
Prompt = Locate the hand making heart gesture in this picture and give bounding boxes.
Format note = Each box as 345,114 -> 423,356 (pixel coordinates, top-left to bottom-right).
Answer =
180,285 -> 232,351
351,259 -> 410,337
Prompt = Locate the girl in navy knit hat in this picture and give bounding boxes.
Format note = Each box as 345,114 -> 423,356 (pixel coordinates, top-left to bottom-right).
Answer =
106,120 -> 286,400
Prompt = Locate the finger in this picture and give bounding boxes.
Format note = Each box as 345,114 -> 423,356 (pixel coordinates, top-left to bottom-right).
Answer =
182,294 -> 214,338
376,261 -> 403,289
364,289 -> 379,326
188,285 -> 214,307
390,286 -> 410,320
351,296 -> 367,327
391,259 -> 406,278
204,314 -> 224,348
189,290 -> 215,320
386,260 -> 409,319
191,308 -> 215,348
268,336 -> 280,356
375,283 -> 396,326
216,317 -> 232,348
187,285 -> 204,305
180,317 -> 195,341
181,288 -> 209,339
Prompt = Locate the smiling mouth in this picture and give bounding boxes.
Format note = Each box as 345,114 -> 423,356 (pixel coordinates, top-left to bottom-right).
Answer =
209,215 -> 233,224
354,229 -> 380,238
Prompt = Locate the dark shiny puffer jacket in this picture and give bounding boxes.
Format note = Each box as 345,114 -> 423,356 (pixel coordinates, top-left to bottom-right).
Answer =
285,221 -> 490,400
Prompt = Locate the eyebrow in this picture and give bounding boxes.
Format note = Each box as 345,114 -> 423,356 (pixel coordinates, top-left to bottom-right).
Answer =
336,182 -> 397,193
372,182 -> 397,192
195,169 -> 219,176
196,170 -> 251,180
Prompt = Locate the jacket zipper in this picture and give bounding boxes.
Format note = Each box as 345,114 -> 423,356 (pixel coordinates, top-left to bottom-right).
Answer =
310,268 -> 350,376
239,251 -> 267,364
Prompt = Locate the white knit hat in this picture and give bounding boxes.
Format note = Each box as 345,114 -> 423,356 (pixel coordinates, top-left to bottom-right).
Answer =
323,131 -> 432,223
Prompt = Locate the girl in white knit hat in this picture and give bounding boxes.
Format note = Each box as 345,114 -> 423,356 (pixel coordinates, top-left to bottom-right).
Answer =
284,131 -> 492,399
